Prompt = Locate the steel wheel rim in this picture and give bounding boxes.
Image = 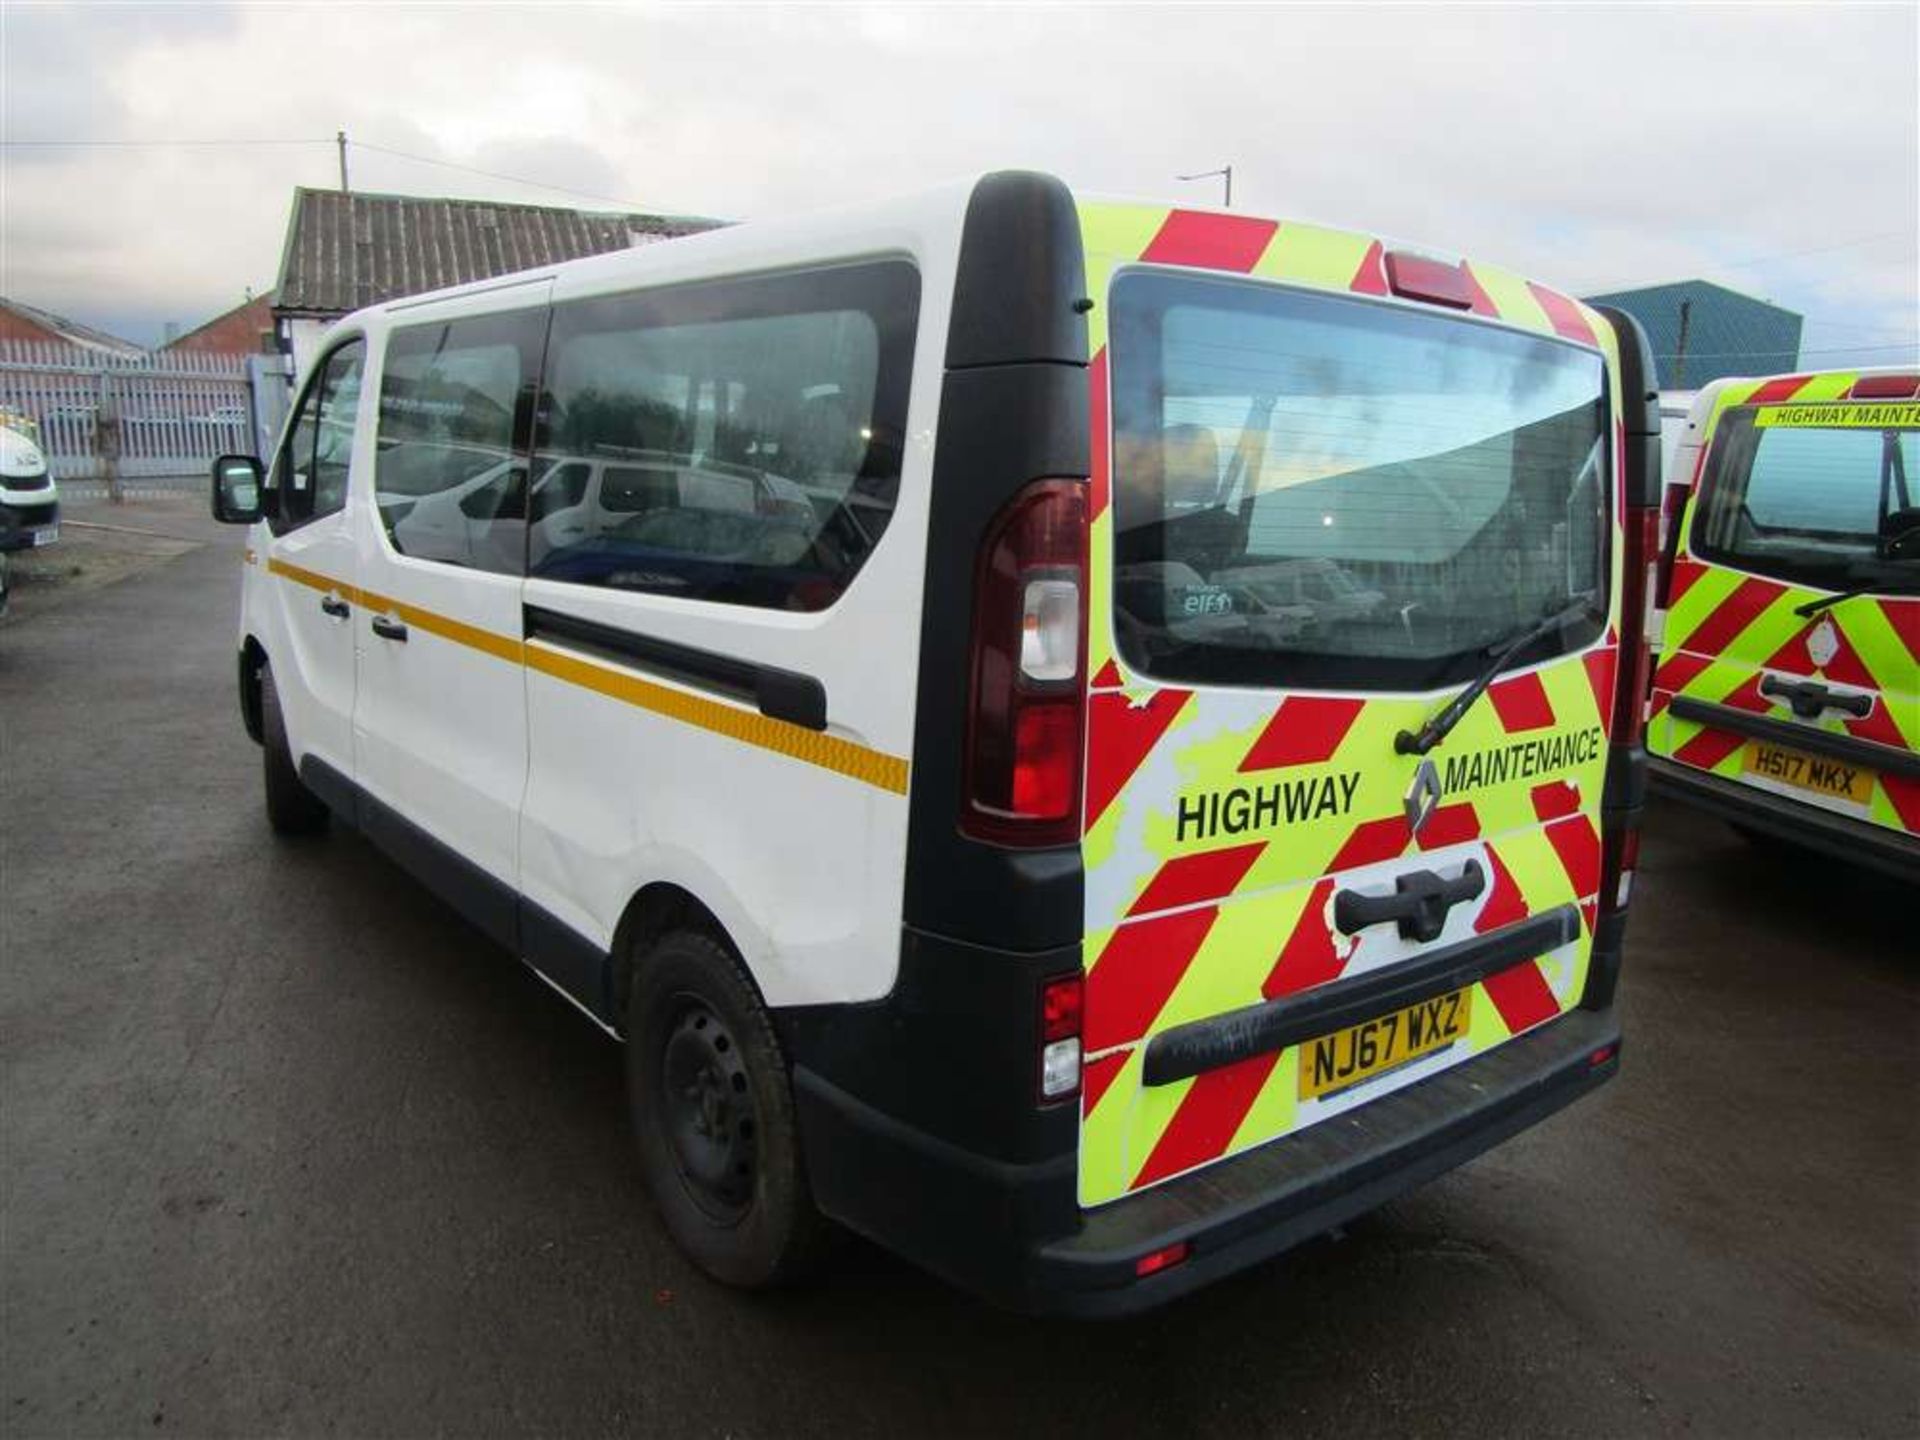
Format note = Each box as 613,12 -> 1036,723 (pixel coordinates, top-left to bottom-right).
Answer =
659,1000 -> 757,1222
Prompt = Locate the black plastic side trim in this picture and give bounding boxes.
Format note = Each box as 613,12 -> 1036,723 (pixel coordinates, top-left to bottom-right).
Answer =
1581,908 -> 1629,1010
297,754 -> 359,825
524,603 -> 828,731
903,360 -> 1090,949
1604,742 -> 1648,810
1142,907 -> 1581,1088
780,925 -> 1082,1170
356,785 -> 520,953
298,756 -> 619,1017
1594,305 -> 1662,507
1667,697 -> 1920,780
521,899 -> 614,1023
945,171 -> 1088,369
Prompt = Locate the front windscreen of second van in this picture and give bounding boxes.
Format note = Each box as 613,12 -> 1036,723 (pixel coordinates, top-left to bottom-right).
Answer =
1109,270 -> 1609,692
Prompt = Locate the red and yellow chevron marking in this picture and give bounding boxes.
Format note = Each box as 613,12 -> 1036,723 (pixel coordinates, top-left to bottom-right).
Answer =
1649,369 -> 1920,837
1077,654 -> 1614,1204
1072,201 -> 1628,1207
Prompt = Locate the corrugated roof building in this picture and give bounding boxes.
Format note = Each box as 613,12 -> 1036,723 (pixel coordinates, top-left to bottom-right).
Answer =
272,188 -> 722,373
1583,279 -> 1802,389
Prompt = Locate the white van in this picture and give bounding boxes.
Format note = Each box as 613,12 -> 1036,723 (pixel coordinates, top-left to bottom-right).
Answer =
212,171 -> 1658,1314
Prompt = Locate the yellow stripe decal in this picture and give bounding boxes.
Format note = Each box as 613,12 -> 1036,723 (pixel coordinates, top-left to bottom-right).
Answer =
266,559 -> 908,794
525,642 -> 909,794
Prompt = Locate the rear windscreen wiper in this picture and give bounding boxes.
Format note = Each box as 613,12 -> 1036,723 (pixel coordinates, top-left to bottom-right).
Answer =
1793,572 -> 1918,619
1395,592 -> 1601,757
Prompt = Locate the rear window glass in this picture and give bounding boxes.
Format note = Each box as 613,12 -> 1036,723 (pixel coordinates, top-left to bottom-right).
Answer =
530,262 -> 919,611
1109,270 -> 1610,691
1691,406 -> 1918,590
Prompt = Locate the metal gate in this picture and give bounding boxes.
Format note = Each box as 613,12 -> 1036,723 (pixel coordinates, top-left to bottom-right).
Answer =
0,340 -> 290,486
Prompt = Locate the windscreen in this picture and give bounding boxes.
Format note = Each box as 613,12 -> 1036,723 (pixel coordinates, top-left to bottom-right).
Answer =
1691,404 -> 1919,591
1109,270 -> 1610,691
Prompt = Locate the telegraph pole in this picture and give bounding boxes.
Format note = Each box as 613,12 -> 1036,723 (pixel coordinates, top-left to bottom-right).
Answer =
1177,165 -> 1233,208
337,130 -> 350,193
1673,298 -> 1692,387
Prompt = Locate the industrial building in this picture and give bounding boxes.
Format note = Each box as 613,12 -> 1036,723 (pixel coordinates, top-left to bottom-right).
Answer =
1583,279 -> 1802,389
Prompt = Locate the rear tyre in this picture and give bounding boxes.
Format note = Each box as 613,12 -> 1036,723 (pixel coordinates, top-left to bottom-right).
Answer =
259,663 -> 330,837
627,929 -> 825,1288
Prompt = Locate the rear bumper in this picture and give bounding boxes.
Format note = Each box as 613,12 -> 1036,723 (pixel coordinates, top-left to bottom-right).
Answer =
1649,755 -> 1920,884
794,1004 -> 1619,1317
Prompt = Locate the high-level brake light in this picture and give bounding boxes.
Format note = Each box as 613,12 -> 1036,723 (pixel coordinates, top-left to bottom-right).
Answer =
1847,374 -> 1920,401
1384,251 -> 1478,311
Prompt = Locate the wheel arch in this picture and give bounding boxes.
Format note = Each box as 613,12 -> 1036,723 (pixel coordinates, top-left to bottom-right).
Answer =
608,881 -> 754,1034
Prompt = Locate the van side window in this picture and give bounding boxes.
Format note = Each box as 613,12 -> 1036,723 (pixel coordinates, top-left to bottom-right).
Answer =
531,262 -> 920,610
268,339 -> 365,533
374,309 -> 544,575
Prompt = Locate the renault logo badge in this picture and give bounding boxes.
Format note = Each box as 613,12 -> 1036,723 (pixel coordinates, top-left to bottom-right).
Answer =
1405,757 -> 1443,837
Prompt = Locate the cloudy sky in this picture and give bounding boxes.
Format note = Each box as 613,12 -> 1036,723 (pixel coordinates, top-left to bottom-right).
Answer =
3,1 -> 1915,366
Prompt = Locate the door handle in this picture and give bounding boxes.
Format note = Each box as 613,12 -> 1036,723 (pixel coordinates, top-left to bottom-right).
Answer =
1335,859 -> 1486,944
1760,674 -> 1870,719
370,614 -> 409,643
319,594 -> 350,619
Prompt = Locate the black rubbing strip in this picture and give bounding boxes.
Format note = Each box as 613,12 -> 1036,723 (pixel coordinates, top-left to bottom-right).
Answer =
523,604 -> 828,731
1140,907 -> 1580,1088
1668,697 -> 1920,780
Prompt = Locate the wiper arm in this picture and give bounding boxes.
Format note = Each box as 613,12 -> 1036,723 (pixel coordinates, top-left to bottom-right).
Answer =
1794,573 -> 1918,619
1395,592 -> 1601,757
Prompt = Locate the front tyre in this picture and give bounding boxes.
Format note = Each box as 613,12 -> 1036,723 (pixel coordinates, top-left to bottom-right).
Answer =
627,930 -> 825,1288
259,663 -> 330,837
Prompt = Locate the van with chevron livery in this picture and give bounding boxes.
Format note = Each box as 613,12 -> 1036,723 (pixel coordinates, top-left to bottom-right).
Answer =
209,172 -> 1657,1314
1648,369 -> 1919,881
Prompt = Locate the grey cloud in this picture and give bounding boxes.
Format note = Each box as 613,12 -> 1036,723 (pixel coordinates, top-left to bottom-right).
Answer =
2,2 -> 1913,362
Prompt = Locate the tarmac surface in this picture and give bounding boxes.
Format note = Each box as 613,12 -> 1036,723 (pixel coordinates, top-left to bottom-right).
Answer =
4,498 -> 1915,1438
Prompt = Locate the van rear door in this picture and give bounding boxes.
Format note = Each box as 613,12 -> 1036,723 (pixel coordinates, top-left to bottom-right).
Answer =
1079,263 -> 1620,1206
1652,396 -> 1920,833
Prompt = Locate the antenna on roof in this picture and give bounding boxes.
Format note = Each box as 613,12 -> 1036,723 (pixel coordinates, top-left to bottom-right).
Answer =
337,129 -> 350,195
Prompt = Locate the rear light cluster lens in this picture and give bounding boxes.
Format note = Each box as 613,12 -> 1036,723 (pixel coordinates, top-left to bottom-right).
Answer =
963,479 -> 1089,847
1602,826 -> 1641,915
1653,481 -> 1691,610
1039,975 -> 1083,1102
1615,506 -> 1661,744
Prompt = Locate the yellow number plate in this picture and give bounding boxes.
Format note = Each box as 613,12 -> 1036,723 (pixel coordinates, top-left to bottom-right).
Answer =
1299,988 -> 1472,1101
1743,741 -> 1874,804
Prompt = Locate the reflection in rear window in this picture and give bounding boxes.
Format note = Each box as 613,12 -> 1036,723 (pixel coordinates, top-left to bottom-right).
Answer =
1109,271 -> 1610,691
1691,410 -> 1917,590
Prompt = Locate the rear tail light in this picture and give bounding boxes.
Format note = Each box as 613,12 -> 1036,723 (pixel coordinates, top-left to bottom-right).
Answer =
1615,505 -> 1660,744
1601,825 -> 1641,916
1038,974 -> 1083,1103
1384,251 -> 1477,310
1846,374 -> 1920,401
963,479 -> 1089,847
1652,482 -> 1689,611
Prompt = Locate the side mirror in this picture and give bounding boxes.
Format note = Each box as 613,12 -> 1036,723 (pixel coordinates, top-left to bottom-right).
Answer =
211,455 -> 264,524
